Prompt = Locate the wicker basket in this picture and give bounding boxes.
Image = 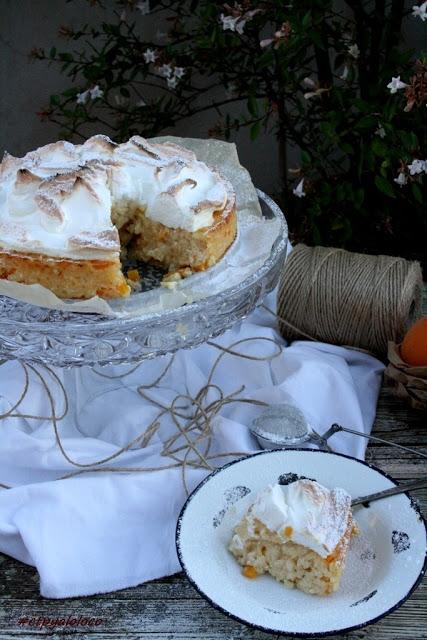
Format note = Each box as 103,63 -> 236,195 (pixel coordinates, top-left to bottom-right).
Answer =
384,342 -> 427,410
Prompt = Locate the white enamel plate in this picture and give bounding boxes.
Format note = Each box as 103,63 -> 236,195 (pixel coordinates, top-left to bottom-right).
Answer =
176,449 -> 426,637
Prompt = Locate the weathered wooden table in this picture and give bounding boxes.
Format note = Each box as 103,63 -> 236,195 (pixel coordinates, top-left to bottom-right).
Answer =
0,301 -> 426,640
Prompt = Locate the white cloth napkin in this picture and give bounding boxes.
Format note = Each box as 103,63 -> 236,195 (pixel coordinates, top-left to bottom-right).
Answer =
0,292 -> 384,598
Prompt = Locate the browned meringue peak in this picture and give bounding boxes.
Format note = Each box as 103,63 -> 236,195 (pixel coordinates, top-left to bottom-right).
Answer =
81,134 -> 119,153
23,140 -> 78,171
127,136 -> 163,161
192,198 -> 225,214
166,178 -> 197,196
34,193 -> 65,224
154,159 -> 189,183
68,228 -> 119,250
152,140 -> 196,163
14,169 -> 43,189
80,135 -> 121,167
118,136 -> 196,166
40,167 -> 105,205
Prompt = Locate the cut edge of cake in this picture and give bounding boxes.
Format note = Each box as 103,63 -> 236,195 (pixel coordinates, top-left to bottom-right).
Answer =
0,136 -> 237,299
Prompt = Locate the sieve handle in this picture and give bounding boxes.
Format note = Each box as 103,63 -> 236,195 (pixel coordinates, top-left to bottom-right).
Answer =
323,423 -> 427,460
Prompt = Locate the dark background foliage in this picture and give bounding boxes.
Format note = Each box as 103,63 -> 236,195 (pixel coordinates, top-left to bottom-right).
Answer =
3,0 -> 427,262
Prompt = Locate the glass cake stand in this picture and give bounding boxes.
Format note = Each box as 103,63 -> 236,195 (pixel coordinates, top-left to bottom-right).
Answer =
0,190 -> 287,368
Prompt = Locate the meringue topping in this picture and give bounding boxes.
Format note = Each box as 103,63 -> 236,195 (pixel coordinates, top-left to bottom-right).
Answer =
0,135 -> 233,261
239,480 -> 352,558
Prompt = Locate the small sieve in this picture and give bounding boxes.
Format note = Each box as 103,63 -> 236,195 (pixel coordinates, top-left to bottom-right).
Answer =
250,403 -> 312,449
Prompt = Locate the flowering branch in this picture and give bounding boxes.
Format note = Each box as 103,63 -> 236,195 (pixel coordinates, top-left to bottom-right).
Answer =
32,0 -> 426,252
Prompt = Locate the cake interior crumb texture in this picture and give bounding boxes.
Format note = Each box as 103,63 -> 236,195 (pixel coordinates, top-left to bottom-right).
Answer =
0,201 -> 236,299
230,516 -> 355,596
229,501 -> 356,596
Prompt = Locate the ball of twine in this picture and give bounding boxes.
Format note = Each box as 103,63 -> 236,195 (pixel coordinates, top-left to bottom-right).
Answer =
277,244 -> 423,357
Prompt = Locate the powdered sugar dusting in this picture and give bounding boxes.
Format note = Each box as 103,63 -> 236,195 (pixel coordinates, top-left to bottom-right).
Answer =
338,524 -> 377,601
0,134 -> 233,261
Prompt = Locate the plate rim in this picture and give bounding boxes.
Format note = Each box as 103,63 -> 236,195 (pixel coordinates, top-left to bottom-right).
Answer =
175,448 -> 427,638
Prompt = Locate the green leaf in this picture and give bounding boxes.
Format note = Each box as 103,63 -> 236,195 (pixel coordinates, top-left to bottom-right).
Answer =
311,221 -> 322,244
411,182 -> 423,204
49,94 -> 60,106
49,47 -> 56,58
356,115 -> 377,130
302,11 -> 312,28
301,150 -> 311,165
331,219 -> 345,230
371,138 -> 388,158
399,130 -> 419,153
320,122 -> 335,138
257,50 -> 274,69
250,121 -> 261,141
353,98 -> 370,113
247,95 -> 258,117
375,175 -> 396,198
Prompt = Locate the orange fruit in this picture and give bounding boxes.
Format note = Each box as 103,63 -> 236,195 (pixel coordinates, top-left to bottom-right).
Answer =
400,317 -> 427,366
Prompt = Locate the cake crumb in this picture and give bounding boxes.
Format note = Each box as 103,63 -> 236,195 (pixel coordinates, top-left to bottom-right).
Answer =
126,269 -> 142,291
161,267 -> 193,289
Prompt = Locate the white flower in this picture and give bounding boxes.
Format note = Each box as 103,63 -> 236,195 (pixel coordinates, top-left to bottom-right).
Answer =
76,85 -> 103,104
348,43 -> 360,59
394,172 -> 407,186
90,85 -> 103,100
412,2 -> 427,20
136,0 -> 150,15
173,67 -> 185,79
387,76 -> 408,94
375,124 -> 386,138
293,178 -> 306,198
302,77 -> 316,88
260,37 -> 274,48
340,65 -> 349,80
76,90 -> 90,104
303,87 -> 329,100
167,76 -> 178,89
159,64 -> 173,78
220,14 -> 240,32
235,19 -> 247,35
143,48 -> 156,64
408,159 -> 426,175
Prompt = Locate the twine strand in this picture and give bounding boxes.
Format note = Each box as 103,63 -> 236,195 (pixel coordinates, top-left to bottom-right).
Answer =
0,336 -> 282,494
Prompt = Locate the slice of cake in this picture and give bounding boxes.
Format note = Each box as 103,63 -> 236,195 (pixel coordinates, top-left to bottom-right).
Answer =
229,479 -> 355,596
0,136 -> 236,299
